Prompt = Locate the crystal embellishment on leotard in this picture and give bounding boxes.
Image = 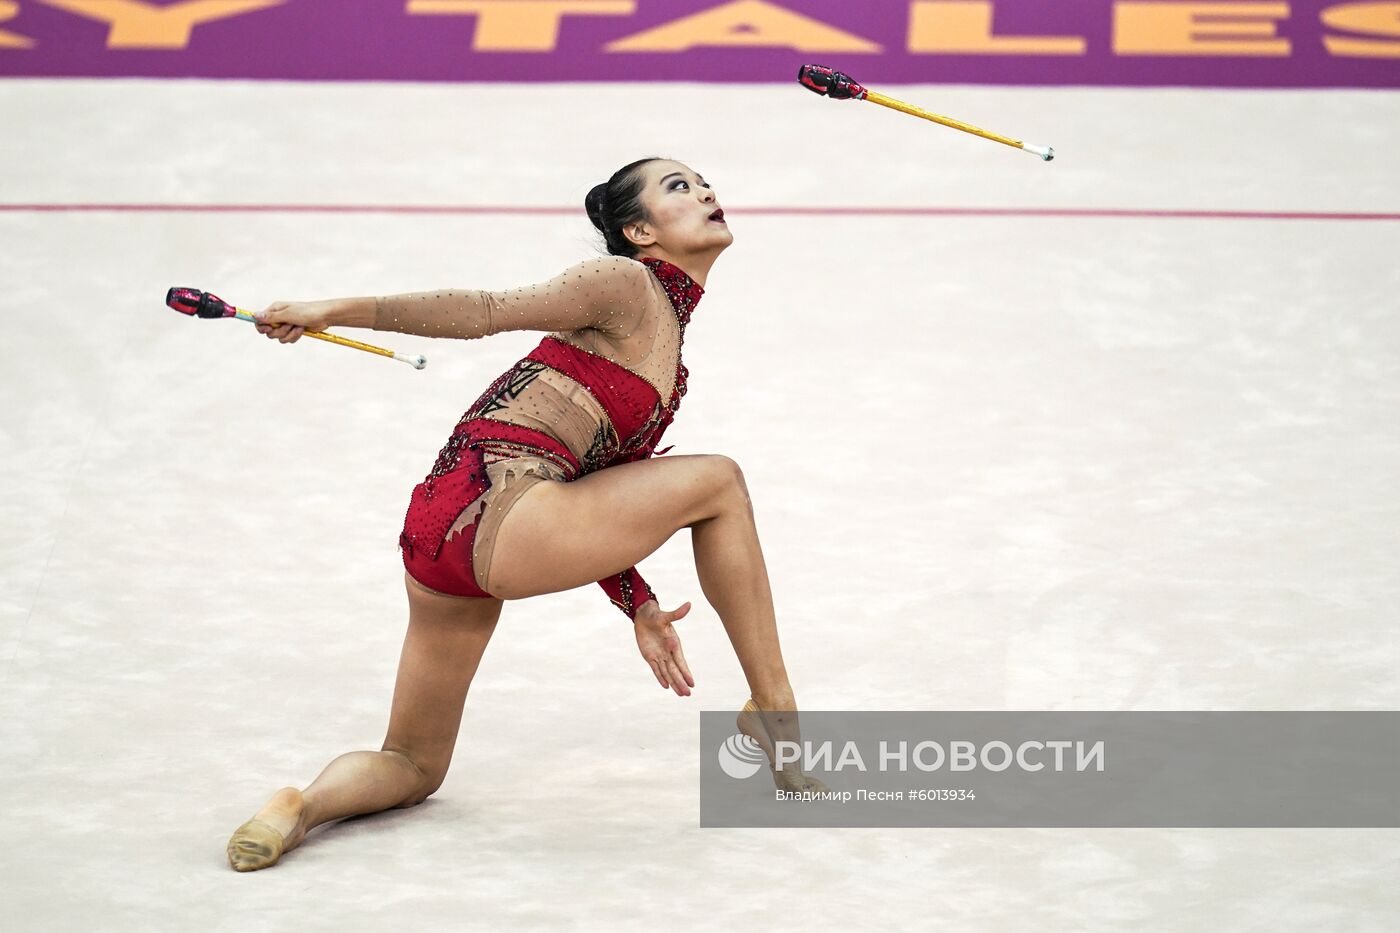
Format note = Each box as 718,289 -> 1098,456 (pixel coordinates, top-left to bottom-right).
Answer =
637,256 -> 703,326
622,257 -> 704,462
601,565 -> 657,619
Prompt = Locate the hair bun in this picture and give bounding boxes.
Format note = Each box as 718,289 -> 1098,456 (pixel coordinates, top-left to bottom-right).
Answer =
585,183 -> 609,231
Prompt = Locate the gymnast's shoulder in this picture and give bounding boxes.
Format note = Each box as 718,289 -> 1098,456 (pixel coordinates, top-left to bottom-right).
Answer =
550,254 -> 657,334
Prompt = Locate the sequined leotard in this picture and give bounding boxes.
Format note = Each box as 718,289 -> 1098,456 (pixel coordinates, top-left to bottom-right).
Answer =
381,255 -> 704,620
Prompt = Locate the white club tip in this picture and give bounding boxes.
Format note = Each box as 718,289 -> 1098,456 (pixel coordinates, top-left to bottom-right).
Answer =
395,353 -> 428,370
1022,143 -> 1054,162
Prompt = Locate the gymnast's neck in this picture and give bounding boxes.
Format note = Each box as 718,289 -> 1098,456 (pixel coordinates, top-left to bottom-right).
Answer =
636,247 -> 719,290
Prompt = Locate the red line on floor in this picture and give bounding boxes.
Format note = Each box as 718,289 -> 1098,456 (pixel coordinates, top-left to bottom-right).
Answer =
1,203 -> 1398,221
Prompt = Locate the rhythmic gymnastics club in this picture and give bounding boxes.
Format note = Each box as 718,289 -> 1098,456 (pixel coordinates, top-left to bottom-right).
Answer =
797,64 -> 1055,162
164,287 -> 428,370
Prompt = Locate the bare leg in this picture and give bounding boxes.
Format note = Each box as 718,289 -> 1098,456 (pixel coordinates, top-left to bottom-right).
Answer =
485,454 -> 829,791
689,490 -> 827,791
489,453 -> 801,711
227,574 -> 502,871
689,469 -> 793,710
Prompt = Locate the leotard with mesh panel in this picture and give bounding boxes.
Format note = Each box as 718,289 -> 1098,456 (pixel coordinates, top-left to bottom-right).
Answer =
383,255 -> 704,620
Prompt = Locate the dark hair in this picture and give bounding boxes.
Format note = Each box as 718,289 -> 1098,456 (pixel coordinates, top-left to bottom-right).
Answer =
585,157 -> 663,258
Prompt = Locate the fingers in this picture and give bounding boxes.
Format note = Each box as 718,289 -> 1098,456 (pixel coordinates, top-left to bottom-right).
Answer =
644,648 -> 693,696
663,656 -> 691,696
659,627 -> 694,696
255,321 -> 305,343
649,655 -> 689,696
671,644 -> 695,689
647,657 -> 668,691
637,600 -> 696,696
662,633 -> 694,693
255,303 -> 284,326
254,303 -> 305,343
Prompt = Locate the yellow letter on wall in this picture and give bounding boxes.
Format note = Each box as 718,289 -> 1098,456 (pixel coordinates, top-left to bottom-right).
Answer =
1322,2 -> 1400,56
1114,2 -> 1291,55
605,0 -> 881,52
36,0 -> 283,48
407,0 -> 635,52
909,1 -> 1085,54
1,1 -> 36,48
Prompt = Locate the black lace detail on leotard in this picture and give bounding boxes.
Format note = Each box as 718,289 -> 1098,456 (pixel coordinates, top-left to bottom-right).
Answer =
471,359 -> 547,418
422,359 -> 545,489
579,421 -> 613,475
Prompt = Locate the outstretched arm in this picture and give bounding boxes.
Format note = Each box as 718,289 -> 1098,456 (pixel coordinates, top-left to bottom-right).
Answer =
329,255 -> 649,339
255,256 -> 647,342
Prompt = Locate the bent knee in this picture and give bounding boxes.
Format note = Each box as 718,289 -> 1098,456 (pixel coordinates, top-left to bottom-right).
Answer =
394,771 -> 444,809
712,455 -> 750,504
396,780 -> 442,809
383,747 -> 447,807
688,454 -> 751,522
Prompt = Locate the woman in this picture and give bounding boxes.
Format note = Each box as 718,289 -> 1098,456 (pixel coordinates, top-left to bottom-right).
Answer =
227,158 -> 826,872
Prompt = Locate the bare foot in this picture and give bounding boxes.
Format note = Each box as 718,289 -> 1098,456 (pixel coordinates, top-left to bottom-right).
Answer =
736,697 -> 831,795
226,786 -> 309,872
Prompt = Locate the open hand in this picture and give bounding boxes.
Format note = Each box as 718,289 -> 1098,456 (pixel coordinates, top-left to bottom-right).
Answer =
634,600 -> 695,697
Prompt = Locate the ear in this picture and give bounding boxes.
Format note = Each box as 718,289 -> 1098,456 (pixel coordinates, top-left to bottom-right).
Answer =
623,221 -> 655,248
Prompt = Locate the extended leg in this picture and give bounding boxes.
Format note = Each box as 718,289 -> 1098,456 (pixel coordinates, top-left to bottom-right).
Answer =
227,575 -> 502,871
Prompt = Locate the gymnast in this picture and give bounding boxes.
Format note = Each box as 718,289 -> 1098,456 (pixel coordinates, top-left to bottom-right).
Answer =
227,158 -> 826,872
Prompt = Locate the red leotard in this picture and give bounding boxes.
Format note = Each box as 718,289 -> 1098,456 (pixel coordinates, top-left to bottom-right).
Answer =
392,256 -> 704,619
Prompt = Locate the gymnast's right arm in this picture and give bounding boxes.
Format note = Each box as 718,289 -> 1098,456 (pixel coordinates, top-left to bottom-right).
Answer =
255,255 -> 648,341
333,255 -> 647,340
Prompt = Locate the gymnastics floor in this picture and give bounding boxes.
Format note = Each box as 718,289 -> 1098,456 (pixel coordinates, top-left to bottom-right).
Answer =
1,79 -> 1397,930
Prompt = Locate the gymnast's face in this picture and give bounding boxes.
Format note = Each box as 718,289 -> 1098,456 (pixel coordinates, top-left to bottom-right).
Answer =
626,160 -> 733,258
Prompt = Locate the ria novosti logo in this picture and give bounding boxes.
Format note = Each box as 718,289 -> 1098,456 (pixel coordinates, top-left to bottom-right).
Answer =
717,733 -> 766,779
718,735 -> 1107,778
